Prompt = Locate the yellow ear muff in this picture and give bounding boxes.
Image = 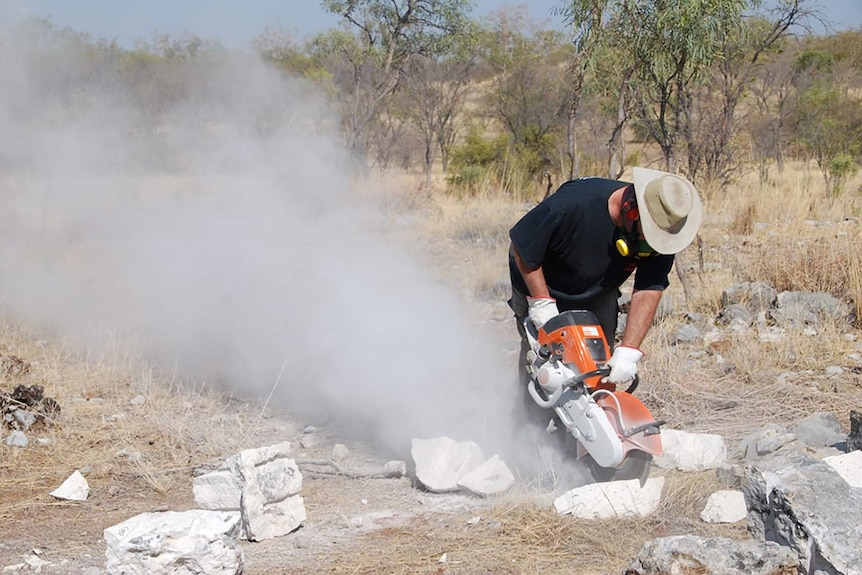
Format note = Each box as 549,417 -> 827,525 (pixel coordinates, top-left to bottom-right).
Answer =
616,237 -> 630,257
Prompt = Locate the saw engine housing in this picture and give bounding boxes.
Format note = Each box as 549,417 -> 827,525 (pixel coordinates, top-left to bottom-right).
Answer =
524,310 -> 663,483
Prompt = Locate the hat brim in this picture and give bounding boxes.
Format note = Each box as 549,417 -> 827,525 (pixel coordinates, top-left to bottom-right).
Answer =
632,167 -> 703,255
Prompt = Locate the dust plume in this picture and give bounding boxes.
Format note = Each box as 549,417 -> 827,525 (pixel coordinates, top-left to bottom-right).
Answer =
0,11 -> 543,469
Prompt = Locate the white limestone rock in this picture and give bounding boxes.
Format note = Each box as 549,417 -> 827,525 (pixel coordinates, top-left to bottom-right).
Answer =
554,477 -> 664,519
700,490 -> 747,523
456,455 -> 515,497
412,437 -> 485,493
50,470 -> 90,501
655,428 -> 727,472
104,510 -> 242,575
823,450 -> 862,488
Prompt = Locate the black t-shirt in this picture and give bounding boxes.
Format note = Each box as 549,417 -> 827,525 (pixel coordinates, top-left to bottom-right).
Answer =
509,177 -> 674,307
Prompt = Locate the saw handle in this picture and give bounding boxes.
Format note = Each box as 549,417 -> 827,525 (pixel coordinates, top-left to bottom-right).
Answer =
596,366 -> 640,394
528,368 -> 617,409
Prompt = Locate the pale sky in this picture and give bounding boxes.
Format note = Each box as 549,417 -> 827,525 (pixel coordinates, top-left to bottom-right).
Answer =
8,1 -> 561,47
7,0 -> 862,48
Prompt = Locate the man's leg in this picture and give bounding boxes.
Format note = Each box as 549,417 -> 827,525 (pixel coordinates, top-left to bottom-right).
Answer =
509,286 -> 553,429
507,287 -> 530,387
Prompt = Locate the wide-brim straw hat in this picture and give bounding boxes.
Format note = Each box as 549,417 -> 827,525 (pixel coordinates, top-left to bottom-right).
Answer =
632,167 -> 703,255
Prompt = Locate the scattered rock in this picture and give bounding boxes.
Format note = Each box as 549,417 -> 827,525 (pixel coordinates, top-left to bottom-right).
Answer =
456,455 -> 515,497
700,490 -> 747,523
411,437 -> 485,493
193,442 -> 305,541
721,282 -> 777,315
790,412 -> 845,448
717,303 -> 752,326
0,384 -> 60,432
625,536 -> 798,575
554,477 -> 664,519
50,470 -> 90,501
104,510 -> 243,575
655,429 -> 727,471
331,443 -> 349,461
5,430 -> 28,448
772,291 -> 850,327
734,423 -> 795,461
849,410 -> 862,452
823,450 -> 862,488
706,339 -> 732,356
671,324 -> 701,345
744,451 -> 862,575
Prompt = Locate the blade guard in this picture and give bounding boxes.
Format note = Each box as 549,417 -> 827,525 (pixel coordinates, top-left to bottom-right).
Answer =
594,391 -> 663,458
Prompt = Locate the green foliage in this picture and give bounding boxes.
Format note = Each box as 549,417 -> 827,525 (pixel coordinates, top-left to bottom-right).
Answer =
447,129 -> 508,189
828,153 -> 860,197
620,0 -> 747,83
318,0 -> 475,164
475,8 -> 571,175
322,0 -> 474,61
446,125 -> 558,197
790,43 -> 862,199
616,0 -> 750,171
794,49 -> 835,76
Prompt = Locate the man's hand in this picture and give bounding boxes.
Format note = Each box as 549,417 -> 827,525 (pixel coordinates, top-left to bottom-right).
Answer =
527,297 -> 559,329
603,346 -> 643,384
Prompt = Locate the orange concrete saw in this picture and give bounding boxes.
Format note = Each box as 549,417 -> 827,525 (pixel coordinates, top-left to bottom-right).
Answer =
524,310 -> 664,485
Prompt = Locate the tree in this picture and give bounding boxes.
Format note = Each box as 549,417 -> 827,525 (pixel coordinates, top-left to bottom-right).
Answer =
478,8 -> 571,177
748,36 -> 800,179
557,0 -> 618,179
790,48 -> 862,199
401,47 -> 476,186
617,0 -> 748,173
682,1 -> 811,184
320,0 -> 473,167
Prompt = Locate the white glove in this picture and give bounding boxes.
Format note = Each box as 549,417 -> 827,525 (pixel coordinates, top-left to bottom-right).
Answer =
602,346 -> 643,384
527,297 -> 559,329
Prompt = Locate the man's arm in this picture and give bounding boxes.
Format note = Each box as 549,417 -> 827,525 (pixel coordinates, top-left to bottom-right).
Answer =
620,288 -> 663,349
511,243 -> 551,298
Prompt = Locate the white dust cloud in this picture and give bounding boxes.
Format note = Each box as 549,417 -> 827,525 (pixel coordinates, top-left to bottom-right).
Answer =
0,11 -> 546,467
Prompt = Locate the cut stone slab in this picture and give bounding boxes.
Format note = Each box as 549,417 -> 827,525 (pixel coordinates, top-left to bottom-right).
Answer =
412,437 -> 485,493
104,510 -> 242,575
50,470 -> 90,501
554,477 -> 664,519
194,468 -> 241,511
456,455 -> 515,497
228,442 -> 305,541
655,428 -> 727,471
193,442 -> 306,541
700,490 -> 747,523
823,449 -> 862,488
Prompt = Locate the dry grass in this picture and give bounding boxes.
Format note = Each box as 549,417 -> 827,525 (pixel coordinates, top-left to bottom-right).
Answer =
0,324 -> 294,527
292,471 -> 746,575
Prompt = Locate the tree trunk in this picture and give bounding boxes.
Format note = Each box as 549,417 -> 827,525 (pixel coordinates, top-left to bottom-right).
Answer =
607,71 -> 632,179
567,103 -> 579,180
673,235 -> 702,311
424,134 -> 434,188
